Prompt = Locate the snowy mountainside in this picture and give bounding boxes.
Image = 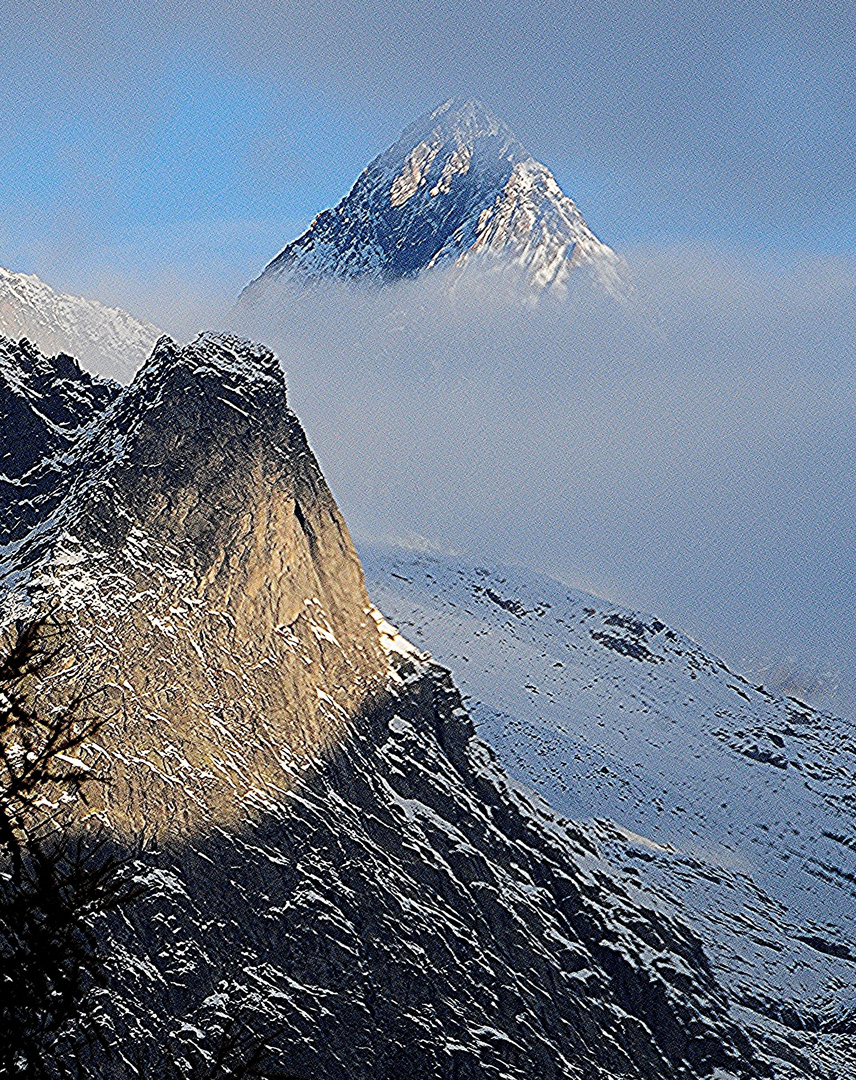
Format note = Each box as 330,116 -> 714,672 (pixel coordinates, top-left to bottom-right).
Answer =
360,543 -> 856,1080
239,98 -> 623,304
0,265 -> 160,380
0,334 -> 121,542
0,335 -> 769,1079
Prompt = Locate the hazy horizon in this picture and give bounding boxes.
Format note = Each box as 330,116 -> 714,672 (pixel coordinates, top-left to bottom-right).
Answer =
220,248 -> 856,719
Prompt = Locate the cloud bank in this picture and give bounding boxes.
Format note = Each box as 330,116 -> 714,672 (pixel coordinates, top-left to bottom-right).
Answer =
224,247 -> 856,716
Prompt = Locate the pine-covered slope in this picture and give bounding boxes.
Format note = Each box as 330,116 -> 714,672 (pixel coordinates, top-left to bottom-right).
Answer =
239,99 -> 623,305
360,544 -> 856,1080
0,266 -> 160,380
0,335 -> 768,1079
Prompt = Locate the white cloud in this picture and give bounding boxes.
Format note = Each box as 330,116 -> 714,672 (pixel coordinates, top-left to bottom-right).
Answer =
227,248 -> 856,716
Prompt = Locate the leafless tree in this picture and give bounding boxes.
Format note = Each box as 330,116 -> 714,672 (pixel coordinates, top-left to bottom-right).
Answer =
0,620 -> 140,1078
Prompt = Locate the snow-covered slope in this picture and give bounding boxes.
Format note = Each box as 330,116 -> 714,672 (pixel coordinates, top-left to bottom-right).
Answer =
360,543 -> 856,1080
0,335 -> 773,1079
0,265 -> 159,380
239,99 -> 623,304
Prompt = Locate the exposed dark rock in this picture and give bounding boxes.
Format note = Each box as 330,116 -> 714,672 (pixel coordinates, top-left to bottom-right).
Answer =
0,335 -> 119,542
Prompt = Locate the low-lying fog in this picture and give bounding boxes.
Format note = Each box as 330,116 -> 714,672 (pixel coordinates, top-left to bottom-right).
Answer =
139,247 -> 856,715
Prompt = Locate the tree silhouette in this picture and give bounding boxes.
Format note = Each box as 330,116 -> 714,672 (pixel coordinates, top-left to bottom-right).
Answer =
0,620 -> 140,1078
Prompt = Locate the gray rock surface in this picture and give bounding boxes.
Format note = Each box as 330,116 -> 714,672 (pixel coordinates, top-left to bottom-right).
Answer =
0,335 -> 120,542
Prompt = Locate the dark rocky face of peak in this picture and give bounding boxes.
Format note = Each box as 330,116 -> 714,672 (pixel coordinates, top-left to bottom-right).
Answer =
0,336 -> 118,431
97,654 -> 763,1080
238,99 -> 620,303
0,331 -> 767,1078
0,335 -> 120,542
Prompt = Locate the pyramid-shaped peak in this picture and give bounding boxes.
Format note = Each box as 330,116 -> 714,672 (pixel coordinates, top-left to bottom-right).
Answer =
238,99 -> 623,299
390,97 -> 525,161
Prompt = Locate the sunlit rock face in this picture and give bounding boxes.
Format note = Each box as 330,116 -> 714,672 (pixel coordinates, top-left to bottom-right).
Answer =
0,334 -> 767,1078
239,99 -> 624,304
1,333 -> 387,833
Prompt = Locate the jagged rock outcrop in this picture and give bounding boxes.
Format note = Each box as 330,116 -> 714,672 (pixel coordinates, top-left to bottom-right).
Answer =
0,335 -> 120,542
238,99 -> 624,305
1,334 -> 765,1078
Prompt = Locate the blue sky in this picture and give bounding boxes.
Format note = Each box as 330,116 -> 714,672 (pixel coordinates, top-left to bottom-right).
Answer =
1,0 -> 853,324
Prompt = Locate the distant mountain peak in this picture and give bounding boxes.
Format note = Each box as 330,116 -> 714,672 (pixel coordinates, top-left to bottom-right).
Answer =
0,265 -> 160,381
399,96 -> 521,148
239,99 -> 624,305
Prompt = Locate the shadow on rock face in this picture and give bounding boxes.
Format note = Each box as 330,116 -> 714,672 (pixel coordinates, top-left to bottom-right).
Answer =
94,655 -> 770,1080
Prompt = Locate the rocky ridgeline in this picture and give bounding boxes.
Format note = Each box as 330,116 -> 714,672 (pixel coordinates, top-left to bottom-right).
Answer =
0,266 -> 160,380
0,332 -> 765,1078
0,335 -> 121,541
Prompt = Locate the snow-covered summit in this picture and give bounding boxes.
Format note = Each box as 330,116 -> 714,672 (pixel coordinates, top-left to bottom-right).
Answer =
0,265 -> 160,381
239,98 -> 624,303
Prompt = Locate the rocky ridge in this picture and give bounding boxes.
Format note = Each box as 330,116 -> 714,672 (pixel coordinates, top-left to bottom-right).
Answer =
360,543 -> 856,1080
2,332 -> 386,834
0,335 -> 121,542
239,99 -> 623,304
0,266 -> 160,380
0,333 -> 765,1078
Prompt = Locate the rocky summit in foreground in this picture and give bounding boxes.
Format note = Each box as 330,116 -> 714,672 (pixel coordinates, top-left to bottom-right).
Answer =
0,331 -> 766,1079
238,99 -> 624,306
